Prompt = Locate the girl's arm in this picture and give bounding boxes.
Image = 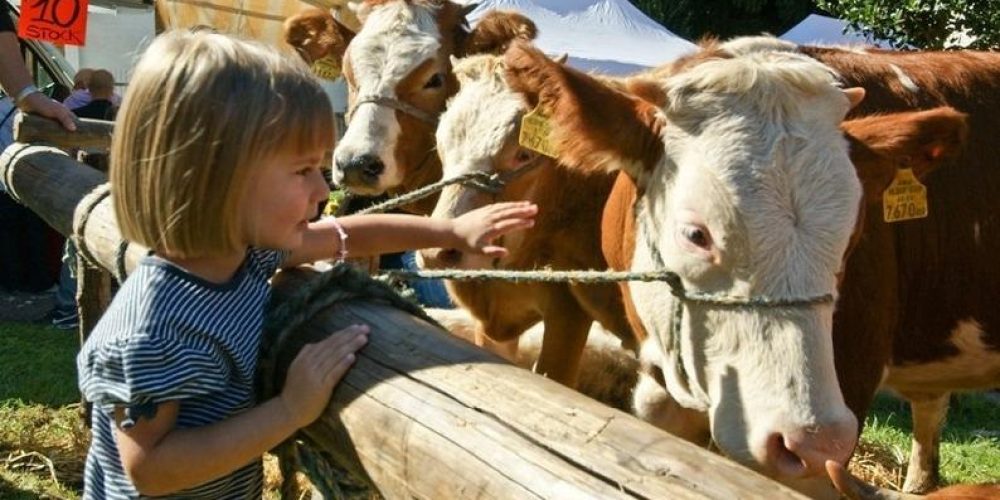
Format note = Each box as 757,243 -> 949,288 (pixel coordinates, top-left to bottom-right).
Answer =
115,397 -> 296,496
284,201 -> 536,268
115,325 -> 368,496
0,32 -> 76,130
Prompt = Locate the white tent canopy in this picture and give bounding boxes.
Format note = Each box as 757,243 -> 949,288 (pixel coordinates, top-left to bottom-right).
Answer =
463,0 -> 695,75
780,14 -> 893,48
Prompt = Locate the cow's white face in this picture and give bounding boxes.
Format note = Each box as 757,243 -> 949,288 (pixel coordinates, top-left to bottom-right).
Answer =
632,50 -> 861,481
333,0 -> 450,194
423,56 -> 535,270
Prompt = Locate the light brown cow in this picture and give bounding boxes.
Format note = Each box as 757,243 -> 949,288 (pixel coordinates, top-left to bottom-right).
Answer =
285,1 -> 537,214
501,40 -> 969,497
419,54 -> 637,386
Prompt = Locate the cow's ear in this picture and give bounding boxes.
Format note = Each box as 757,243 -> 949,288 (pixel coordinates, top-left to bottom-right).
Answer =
284,8 -> 356,64
623,77 -> 668,108
463,10 -> 537,56
504,40 -> 663,180
502,40 -> 556,110
843,106 -> 968,203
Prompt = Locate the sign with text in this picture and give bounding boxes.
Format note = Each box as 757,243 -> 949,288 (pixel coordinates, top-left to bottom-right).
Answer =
18,0 -> 89,46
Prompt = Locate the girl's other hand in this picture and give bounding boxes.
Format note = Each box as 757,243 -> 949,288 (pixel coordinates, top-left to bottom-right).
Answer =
278,324 -> 369,428
450,201 -> 537,258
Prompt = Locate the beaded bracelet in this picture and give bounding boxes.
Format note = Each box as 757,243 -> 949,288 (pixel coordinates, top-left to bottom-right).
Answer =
329,216 -> 348,262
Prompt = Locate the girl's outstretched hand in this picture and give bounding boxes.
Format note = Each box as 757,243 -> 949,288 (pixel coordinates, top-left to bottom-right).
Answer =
450,201 -> 537,258
279,324 -> 369,428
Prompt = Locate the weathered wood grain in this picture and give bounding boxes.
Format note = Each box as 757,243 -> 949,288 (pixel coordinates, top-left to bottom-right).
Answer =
14,113 -> 113,150
0,144 -> 806,499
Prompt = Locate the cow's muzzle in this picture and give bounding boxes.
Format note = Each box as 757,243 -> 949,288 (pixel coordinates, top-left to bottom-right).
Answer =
336,154 -> 385,189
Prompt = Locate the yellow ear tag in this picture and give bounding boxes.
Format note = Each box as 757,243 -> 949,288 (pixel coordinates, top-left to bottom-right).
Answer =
311,55 -> 341,81
519,107 -> 558,158
882,168 -> 929,223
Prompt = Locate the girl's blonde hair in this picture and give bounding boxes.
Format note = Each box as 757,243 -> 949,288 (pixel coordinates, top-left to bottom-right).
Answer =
111,30 -> 335,258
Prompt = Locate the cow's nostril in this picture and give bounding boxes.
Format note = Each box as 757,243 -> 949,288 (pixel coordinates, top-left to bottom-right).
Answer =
766,433 -> 808,478
362,159 -> 384,177
340,154 -> 385,187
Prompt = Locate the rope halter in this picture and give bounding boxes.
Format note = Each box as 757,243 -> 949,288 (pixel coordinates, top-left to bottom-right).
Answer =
346,95 -> 440,126
355,156 -> 546,215
637,215 -> 836,407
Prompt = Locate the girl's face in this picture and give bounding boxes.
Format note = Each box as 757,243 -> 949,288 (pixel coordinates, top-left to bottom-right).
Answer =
242,147 -> 331,251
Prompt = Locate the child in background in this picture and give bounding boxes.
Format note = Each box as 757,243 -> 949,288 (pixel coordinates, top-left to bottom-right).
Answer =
61,68 -> 93,109
77,30 -> 536,499
64,67 -> 123,109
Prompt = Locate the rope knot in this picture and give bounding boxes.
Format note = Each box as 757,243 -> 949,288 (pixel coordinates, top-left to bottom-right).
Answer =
662,272 -> 687,299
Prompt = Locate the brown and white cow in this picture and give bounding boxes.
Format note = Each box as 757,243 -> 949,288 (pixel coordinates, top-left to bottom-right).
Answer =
796,42 -> 1000,495
501,40 -> 971,496
419,54 -> 637,386
284,1 -> 537,214
719,37 -> 1000,494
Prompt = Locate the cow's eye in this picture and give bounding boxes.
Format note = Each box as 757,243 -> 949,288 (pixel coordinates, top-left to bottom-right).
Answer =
680,224 -> 712,249
424,73 -> 444,89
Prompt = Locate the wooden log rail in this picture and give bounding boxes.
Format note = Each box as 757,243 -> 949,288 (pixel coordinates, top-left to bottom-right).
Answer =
14,113 -> 114,150
0,143 -> 807,499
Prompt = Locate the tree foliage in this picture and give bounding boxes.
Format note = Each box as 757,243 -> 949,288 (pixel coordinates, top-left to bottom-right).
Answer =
629,0 -> 814,41
630,0 -> 1000,50
814,0 -> 999,49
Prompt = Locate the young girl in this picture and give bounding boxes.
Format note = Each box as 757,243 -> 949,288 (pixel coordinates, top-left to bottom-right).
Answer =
76,30 -> 536,499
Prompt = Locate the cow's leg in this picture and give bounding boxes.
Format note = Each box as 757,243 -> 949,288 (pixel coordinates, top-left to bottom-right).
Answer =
533,294 -> 592,387
901,391 -> 949,494
425,306 -> 522,361
474,329 -> 519,362
475,305 -> 539,363
571,282 -> 638,352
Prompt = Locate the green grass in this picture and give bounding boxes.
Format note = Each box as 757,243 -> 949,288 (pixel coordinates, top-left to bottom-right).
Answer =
857,392 -> 1000,488
0,321 -> 80,407
0,320 -> 997,497
0,402 -> 87,499
0,321 -> 85,499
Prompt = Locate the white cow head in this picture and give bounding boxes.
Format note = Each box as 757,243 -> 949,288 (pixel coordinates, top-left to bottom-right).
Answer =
329,1 -> 535,209
422,54 -> 539,269
634,48 -> 863,474
504,40 -> 862,485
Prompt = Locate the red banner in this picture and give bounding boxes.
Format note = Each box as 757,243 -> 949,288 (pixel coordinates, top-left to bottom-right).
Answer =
17,0 -> 89,46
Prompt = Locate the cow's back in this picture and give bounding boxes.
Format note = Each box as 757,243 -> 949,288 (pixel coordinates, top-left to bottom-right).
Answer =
805,47 -> 1000,414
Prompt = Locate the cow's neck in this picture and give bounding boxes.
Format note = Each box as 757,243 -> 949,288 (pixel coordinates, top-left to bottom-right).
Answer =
388,151 -> 443,215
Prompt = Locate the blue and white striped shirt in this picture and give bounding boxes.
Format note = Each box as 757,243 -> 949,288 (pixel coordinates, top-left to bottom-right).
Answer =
77,247 -> 286,499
